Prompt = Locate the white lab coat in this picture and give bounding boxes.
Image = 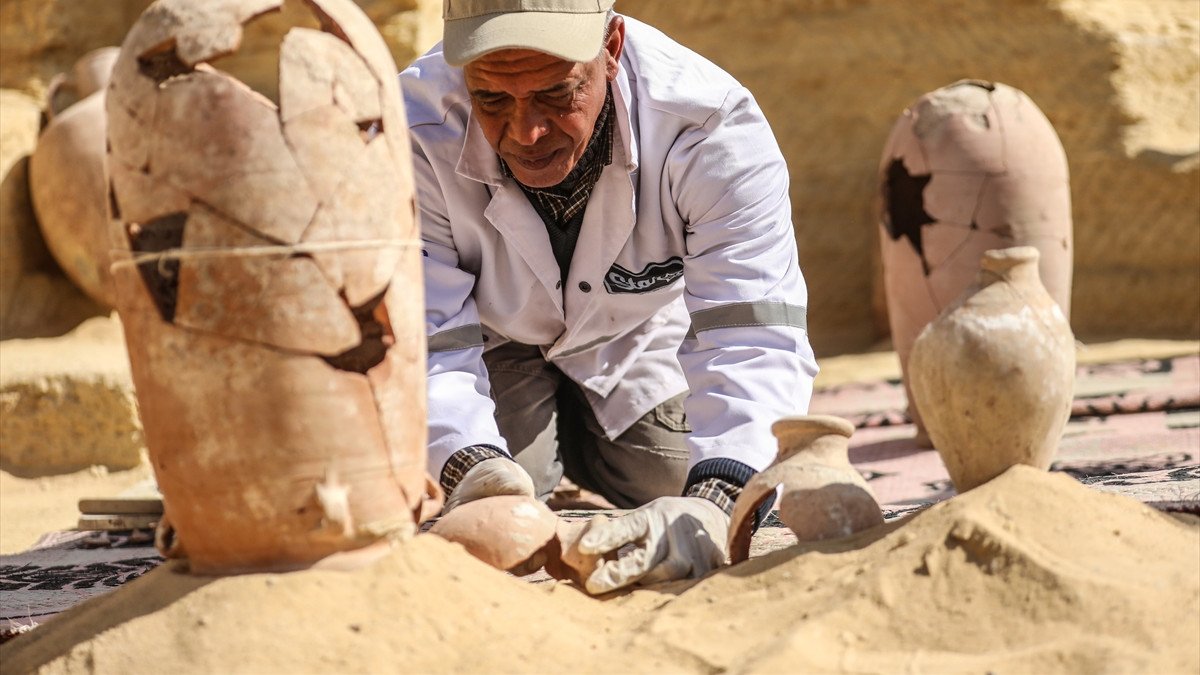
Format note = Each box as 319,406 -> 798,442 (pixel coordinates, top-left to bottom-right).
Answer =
401,17 -> 818,479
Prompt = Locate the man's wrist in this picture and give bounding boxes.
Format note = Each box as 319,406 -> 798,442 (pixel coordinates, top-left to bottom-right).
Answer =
683,457 -> 773,530
439,444 -> 509,497
684,477 -> 739,518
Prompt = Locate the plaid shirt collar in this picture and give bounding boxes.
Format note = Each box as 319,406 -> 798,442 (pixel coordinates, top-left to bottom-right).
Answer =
500,85 -> 614,227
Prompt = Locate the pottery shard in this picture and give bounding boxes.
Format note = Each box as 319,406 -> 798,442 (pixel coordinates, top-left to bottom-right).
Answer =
302,139 -> 406,306
303,0 -> 415,206
366,291 -> 427,506
149,68 -> 317,244
105,59 -> 157,176
139,0 -> 284,67
911,83 -> 1007,175
428,496 -> 558,573
108,160 -> 193,230
173,204 -> 361,355
282,103 -> 367,205
105,0 -> 281,171
279,27 -> 380,124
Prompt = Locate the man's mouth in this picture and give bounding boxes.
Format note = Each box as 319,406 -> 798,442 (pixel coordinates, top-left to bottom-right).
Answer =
508,149 -> 560,172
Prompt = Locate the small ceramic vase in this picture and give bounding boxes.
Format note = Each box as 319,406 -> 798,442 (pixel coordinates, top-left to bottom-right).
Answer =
908,247 -> 1075,493
29,47 -> 121,307
728,415 -> 884,563
877,80 -> 1073,444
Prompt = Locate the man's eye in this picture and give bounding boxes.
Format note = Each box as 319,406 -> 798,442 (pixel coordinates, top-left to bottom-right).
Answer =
475,96 -> 507,111
539,90 -> 573,105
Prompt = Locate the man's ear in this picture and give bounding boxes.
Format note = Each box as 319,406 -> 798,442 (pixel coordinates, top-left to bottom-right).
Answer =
604,15 -> 625,81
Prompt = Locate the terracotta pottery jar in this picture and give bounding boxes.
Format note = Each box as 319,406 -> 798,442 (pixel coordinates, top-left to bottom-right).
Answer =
29,47 -> 121,307
728,415 -> 884,563
106,0 -> 437,574
429,496 -> 560,574
908,247 -> 1075,493
428,497 -> 613,587
877,80 -> 1073,443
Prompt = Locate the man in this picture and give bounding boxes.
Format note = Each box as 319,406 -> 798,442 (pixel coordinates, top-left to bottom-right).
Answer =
401,0 -> 818,594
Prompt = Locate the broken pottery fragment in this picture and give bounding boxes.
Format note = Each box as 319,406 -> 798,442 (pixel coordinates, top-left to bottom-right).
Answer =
728,415 -> 883,564
29,48 -> 121,307
106,0 -> 432,574
908,247 -> 1075,493
428,496 -> 559,574
172,204 -> 362,356
878,80 -> 1073,443
543,516 -> 610,587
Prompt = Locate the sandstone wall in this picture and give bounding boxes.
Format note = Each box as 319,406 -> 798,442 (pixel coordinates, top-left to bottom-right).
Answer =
0,317 -> 143,476
9,0 -> 1194,355
617,0 -> 1200,355
0,0 -> 442,99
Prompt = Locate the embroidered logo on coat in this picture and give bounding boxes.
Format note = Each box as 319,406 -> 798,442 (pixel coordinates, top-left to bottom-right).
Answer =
604,257 -> 684,294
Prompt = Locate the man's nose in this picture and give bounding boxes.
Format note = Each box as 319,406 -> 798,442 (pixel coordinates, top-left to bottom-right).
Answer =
507,100 -> 549,146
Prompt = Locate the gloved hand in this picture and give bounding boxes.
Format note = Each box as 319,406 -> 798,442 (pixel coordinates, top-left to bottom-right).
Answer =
576,496 -> 729,595
442,457 -> 536,514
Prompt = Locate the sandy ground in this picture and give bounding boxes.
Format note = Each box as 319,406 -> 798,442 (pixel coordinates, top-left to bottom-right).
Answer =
2,467 -> 1196,674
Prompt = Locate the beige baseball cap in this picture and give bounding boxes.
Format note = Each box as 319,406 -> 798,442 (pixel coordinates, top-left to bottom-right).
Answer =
442,0 -> 616,67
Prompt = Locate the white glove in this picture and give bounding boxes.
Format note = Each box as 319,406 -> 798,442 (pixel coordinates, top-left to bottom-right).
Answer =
442,457 -> 536,514
576,496 -> 729,595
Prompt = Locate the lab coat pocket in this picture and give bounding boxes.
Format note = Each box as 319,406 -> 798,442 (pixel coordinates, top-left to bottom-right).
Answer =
652,394 -> 691,433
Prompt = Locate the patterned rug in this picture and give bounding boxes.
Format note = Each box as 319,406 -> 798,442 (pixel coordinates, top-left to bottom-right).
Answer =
3,353 -> 1197,641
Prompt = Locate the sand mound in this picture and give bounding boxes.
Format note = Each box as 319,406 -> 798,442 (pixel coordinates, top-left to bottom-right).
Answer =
3,467 -> 1197,674
0,536 -> 665,674
644,467 -> 1200,673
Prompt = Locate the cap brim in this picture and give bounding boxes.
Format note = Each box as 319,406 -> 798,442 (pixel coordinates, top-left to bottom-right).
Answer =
443,10 -> 607,67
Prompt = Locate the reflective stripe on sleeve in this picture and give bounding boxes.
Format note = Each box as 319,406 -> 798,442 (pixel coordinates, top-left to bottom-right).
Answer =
686,301 -> 807,338
427,324 -> 484,352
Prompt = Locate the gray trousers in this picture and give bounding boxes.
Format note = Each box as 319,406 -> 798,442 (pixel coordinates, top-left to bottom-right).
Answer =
483,341 -> 690,509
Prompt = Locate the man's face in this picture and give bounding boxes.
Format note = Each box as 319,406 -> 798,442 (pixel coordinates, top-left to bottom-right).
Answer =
463,18 -> 624,188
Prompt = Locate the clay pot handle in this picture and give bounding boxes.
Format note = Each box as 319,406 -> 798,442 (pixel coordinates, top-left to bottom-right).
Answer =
727,468 -> 784,564
44,73 -> 71,122
45,47 -> 121,121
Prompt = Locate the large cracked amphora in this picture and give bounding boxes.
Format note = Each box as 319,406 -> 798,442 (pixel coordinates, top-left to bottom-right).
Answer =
878,80 -> 1073,444
106,0 -> 438,573
908,247 -> 1075,493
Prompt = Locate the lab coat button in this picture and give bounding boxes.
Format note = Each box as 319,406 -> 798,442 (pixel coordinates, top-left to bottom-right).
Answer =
578,281 -> 592,293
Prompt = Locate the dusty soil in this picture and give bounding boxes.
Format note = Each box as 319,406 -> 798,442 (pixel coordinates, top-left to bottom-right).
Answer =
2,467 -> 1196,674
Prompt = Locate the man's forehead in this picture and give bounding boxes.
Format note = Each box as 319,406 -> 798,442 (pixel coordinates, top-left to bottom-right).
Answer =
464,48 -> 589,88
